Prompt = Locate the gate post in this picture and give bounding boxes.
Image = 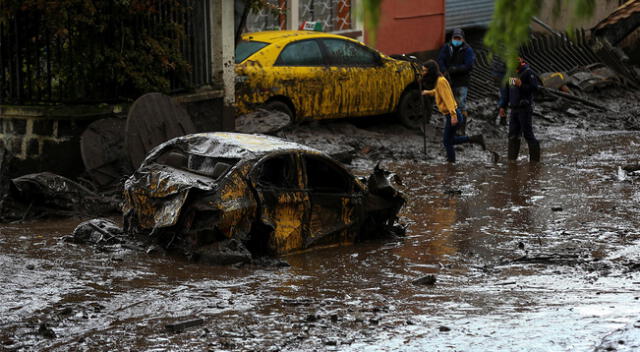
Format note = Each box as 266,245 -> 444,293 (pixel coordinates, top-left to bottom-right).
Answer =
287,0 -> 299,30
210,0 -> 236,131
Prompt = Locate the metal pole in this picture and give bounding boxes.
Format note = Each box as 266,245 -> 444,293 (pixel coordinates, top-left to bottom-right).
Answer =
410,57 -> 428,156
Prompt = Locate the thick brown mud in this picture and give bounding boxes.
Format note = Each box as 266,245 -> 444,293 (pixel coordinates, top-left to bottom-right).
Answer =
2,88 -> 640,351
2,122 -> 640,351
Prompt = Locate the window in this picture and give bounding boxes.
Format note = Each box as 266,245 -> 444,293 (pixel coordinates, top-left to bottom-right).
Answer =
155,150 -> 237,179
321,39 -> 378,66
187,155 -> 237,179
235,40 -> 269,63
304,156 -> 352,193
256,155 -> 298,188
275,40 -> 324,66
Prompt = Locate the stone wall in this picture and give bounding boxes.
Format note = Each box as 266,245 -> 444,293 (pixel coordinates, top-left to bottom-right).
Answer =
0,105 -> 123,178
0,90 -> 230,179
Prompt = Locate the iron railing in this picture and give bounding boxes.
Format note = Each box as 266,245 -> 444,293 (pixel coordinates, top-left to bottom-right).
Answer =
0,0 -> 212,105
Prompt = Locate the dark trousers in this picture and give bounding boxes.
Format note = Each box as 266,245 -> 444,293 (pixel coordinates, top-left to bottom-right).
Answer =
443,108 -> 470,162
508,107 -> 537,142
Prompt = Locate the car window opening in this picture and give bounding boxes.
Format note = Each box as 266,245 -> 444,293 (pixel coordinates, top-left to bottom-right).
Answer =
275,40 -> 324,66
235,40 -> 268,63
188,155 -> 237,178
305,156 -> 351,193
322,38 -> 378,67
156,151 -> 237,179
257,155 -> 297,188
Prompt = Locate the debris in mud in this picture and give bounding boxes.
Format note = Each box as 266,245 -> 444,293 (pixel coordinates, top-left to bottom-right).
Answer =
235,109 -> 291,135
551,206 -> 564,212
2,172 -> 120,221
165,318 -> 205,333
70,218 -> 125,246
412,275 -> 437,286
122,132 -> 405,264
37,323 -> 56,339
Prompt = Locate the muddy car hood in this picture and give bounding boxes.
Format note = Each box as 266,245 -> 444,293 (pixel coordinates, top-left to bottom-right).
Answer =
123,164 -> 217,229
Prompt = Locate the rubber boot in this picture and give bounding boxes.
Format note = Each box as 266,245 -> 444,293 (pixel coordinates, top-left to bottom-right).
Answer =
468,134 -> 486,150
528,140 -> 540,162
508,137 -> 520,161
456,111 -> 468,136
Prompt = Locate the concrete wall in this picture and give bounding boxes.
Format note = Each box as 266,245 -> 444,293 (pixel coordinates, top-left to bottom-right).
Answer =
533,0 -> 624,31
373,0 -> 445,56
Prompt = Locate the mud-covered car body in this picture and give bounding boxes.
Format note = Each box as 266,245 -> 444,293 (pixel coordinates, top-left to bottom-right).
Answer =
123,133 -> 404,258
235,31 -> 420,126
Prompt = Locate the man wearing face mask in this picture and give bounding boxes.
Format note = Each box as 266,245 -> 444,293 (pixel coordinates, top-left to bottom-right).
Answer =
499,57 -> 540,162
437,28 -> 475,135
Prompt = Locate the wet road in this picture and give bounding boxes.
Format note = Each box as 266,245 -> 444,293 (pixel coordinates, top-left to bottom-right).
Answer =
2,129 -> 640,351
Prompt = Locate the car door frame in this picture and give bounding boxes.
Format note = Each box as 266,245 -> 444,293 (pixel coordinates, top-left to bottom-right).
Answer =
271,38 -> 342,120
248,151 -> 311,255
299,152 -> 366,249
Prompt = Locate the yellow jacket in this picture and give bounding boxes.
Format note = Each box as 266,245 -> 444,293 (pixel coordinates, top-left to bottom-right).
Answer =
423,76 -> 458,117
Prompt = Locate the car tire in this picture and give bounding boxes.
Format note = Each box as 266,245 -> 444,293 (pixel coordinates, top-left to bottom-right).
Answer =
263,100 -> 294,122
398,89 -> 432,129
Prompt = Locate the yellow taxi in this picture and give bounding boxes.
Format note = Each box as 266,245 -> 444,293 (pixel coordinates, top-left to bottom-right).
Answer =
235,30 -> 425,128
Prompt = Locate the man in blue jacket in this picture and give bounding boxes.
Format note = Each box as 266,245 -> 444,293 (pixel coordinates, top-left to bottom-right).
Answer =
438,28 -> 475,134
499,57 -> 540,162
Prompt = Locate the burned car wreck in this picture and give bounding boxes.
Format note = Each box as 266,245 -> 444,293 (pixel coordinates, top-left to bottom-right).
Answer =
123,132 -> 405,264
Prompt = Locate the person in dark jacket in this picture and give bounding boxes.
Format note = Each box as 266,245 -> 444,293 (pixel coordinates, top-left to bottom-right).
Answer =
437,28 -> 475,133
499,57 -> 540,162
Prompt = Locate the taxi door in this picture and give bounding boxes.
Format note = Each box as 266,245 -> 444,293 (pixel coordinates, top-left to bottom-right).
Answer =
320,38 -> 393,116
268,39 -> 341,119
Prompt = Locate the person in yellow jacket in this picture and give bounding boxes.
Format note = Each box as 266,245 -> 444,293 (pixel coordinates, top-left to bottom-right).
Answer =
421,60 -> 485,162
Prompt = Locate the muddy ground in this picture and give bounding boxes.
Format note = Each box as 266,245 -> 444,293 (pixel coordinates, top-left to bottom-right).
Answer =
2,87 -> 640,351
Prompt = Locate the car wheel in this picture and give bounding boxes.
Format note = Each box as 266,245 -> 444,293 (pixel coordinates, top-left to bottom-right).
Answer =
263,100 -> 294,122
398,89 -> 432,129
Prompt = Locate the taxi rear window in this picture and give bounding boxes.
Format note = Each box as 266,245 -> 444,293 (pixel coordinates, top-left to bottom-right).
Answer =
235,41 -> 268,63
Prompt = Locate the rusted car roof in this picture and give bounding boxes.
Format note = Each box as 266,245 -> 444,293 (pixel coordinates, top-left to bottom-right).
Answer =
143,132 -> 321,164
593,0 -> 640,31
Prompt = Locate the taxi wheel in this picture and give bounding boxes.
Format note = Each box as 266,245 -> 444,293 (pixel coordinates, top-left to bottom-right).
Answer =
398,89 -> 431,129
263,101 -> 294,123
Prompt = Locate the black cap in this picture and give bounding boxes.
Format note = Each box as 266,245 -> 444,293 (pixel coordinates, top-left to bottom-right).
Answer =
452,28 -> 465,39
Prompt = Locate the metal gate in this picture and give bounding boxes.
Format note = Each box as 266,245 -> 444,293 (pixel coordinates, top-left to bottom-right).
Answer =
0,0 -> 212,105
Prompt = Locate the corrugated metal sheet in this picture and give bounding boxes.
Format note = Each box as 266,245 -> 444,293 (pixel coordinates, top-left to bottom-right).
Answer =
445,0 -> 495,30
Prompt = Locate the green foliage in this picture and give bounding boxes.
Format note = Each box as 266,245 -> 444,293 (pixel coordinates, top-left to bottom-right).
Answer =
484,0 -> 541,78
484,0 -> 597,79
360,0 -> 383,45
1,0 -> 190,103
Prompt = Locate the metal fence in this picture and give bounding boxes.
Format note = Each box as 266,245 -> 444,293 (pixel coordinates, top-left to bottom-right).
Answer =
245,0 -> 352,33
0,0 -> 211,105
468,29 -> 640,101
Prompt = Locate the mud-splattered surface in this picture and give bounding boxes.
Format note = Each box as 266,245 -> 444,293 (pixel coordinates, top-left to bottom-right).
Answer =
2,89 -> 640,351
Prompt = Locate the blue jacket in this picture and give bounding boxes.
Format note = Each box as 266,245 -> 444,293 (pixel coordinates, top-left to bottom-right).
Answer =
499,64 -> 539,109
437,42 -> 475,88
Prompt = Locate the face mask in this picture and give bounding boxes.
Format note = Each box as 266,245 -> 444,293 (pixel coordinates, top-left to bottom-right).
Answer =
452,40 -> 463,47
